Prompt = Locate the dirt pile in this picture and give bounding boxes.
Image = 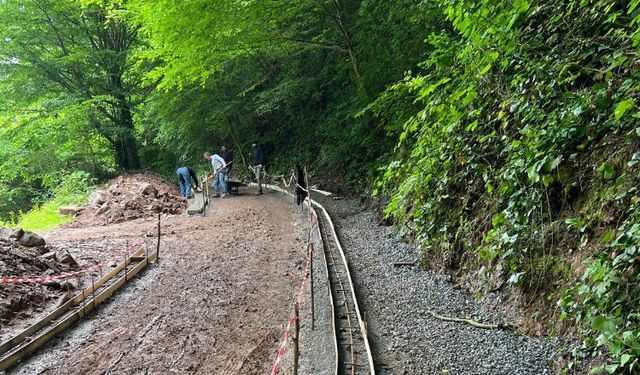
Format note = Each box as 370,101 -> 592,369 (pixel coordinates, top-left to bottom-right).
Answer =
0,229 -> 79,325
70,173 -> 185,228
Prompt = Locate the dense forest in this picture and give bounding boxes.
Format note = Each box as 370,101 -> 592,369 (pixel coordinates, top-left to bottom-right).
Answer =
1,0 -> 640,373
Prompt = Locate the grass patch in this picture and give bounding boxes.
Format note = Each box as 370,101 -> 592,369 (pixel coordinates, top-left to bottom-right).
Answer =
14,197 -> 83,233
4,171 -> 94,233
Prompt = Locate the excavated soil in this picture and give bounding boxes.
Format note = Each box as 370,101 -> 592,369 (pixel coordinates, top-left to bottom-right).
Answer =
69,173 -> 186,228
0,232 -> 79,329
6,190 -> 309,375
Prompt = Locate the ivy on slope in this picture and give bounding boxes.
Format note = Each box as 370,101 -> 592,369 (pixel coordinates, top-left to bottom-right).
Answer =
378,0 -> 640,372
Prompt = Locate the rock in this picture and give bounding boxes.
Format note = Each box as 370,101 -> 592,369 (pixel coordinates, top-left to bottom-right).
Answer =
148,201 -> 163,212
88,190 -> 107,209
0,227 -> 12,238
125,213 -> 141,221
44,260 -> 61,273
9,228 -> 24,240
10,249 -> 32,261
39,251 -> 57,261
140,183 -> 158,197
56,290 -> 74,307
18,232 -> 46,247
113,217 -> 126,224
42,269 -> 56,277
59,278 -> 80,290
59,206 -> 84,216
96,204 -> 110,215
55,250 -> 78,268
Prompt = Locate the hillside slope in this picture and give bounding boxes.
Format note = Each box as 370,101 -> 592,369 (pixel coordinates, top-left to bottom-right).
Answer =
376,1 -> 640,373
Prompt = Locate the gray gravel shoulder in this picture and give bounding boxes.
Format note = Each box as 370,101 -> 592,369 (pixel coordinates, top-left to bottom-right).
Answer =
320,197 -> 555,375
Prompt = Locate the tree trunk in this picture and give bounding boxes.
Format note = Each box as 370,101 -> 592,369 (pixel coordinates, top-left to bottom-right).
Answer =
113,97 -> 140,170
228,117 -> 248,168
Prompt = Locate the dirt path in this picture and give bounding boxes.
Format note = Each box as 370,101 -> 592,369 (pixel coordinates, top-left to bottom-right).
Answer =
8,192 -> 308,375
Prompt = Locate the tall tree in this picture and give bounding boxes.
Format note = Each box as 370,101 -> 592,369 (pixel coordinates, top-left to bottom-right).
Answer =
0,0 -> 152,169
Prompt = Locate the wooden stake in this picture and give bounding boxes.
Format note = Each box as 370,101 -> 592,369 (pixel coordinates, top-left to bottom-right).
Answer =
124,240 -> 129,281
156,213 -> 161,265
293,302 -> 300,375
202,174 -> 206,217
91,275 -> 96,310
310,243 -> 315,331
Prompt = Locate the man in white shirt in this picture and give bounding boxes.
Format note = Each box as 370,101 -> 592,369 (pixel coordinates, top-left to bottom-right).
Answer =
203,151 -> 228,198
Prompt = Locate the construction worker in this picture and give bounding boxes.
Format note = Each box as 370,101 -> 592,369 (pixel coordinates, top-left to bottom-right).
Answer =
221,145 -> 234,194
251,142 -> 266,195
176,166 -> 199,198
203,151 -> 228,198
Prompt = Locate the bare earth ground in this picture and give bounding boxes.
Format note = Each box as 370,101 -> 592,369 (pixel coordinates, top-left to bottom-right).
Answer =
6,191 -> 308,375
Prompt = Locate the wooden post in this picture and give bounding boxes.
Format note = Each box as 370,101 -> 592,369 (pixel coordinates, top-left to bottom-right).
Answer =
91,274 -> 96,310
156,213 -> 161,265
293,302 -> 300,375
124,239 -> 129,281
310,243 -> 315,331
202,174 -> 207,217
305,166 -> 314,254
79,275 -> 86,317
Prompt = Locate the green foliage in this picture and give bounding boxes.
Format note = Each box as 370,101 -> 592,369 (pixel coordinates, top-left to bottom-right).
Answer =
4,0 -> 640,370
375,0 -> 640,372
560,203 -> 640,373
128,0 -> 446,186
10,171 -> 95,232
0,97 -> 114,220
0,0 -> 155,171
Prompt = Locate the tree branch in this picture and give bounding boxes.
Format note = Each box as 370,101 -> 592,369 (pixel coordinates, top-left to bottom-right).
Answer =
281,37 -> 348,53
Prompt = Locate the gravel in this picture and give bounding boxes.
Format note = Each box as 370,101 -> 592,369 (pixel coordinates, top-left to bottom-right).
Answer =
318,197 -> 556,375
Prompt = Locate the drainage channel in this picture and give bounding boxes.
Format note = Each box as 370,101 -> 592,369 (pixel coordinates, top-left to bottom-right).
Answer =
314,203 -> 375,375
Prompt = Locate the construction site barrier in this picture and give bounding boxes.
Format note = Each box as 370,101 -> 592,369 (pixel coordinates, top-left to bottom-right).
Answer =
270,166 -> 318,375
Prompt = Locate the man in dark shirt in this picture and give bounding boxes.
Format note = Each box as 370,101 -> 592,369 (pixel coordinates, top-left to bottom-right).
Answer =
221,145 -> 234,175
221,145 -> 234,194
176,166 -> 199,198
251,142 -> 266,195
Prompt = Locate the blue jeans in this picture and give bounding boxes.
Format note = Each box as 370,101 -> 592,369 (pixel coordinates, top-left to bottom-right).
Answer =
214,170 -> 227,195
176,167 -> 191,197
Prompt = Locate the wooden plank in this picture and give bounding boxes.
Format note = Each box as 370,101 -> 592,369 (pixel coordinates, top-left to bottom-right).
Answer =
92,250 -> 153,306
0,248 -> 143,357
314,204 -> 376,375
0,307 -> 82,370
187,193 -> 204,215
77,248 -> 143,302
310,188 -> 333,197
0,295 -> 76,356
0,248 -> 153,371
